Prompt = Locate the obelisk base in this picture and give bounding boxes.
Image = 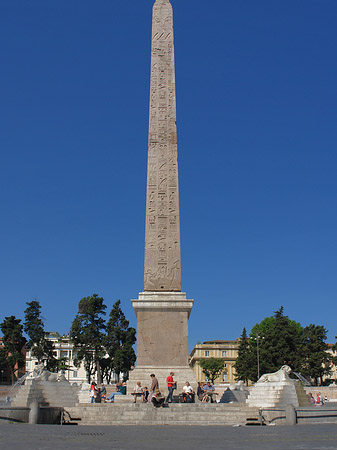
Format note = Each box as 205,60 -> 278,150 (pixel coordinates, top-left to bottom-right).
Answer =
128,292 -> 197,391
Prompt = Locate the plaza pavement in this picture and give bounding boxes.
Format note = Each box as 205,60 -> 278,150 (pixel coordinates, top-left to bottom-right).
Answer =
0,424 -> 337,450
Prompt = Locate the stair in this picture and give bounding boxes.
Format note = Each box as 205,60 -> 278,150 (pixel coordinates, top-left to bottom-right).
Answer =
64,403 -> 260,426
11,380 -> 78,408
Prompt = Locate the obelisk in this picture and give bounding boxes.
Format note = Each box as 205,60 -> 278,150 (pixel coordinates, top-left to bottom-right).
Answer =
129,0 -> 196,389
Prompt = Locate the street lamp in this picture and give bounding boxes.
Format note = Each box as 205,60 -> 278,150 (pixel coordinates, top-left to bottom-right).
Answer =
255,334 -> 265,380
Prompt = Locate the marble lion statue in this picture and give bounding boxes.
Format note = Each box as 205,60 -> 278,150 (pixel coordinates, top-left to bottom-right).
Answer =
257,365 -> 292,383
234,380 -> 245,391
33,363 -> 66,382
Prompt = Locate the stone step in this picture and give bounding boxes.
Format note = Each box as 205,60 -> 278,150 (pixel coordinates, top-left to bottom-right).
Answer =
64,404 -> 260,426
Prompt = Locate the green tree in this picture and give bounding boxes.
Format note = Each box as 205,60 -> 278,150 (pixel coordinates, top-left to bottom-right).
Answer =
105,300 -> 136,382
24,300 -> 56,369
234,328 -> 254,385
0,316 -> 26,383
249,307 -> 303,381
70,294 -> 107,383
48,356 -> 70,374
301,324 -> 331,386
199,357 -> 225,383
0,348 -> 8,382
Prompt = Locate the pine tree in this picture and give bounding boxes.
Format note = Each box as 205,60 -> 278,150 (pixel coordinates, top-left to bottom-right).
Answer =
0,316 -> 26,383
70,294 -> 107,383
105,300 -> 136,382
234,328 -> 254,385
250,306 -> 303,379
24,300 -> 56,369
301,324 -> 331,385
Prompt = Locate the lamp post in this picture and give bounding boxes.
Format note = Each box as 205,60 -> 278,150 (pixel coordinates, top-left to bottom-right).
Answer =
255,334 -> 265,380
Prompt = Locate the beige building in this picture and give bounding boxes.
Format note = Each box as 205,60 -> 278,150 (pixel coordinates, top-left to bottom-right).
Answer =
189,340 -> 239,384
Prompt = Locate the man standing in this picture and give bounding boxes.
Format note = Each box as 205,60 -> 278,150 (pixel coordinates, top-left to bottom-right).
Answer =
166,372 -> 175,403
150,373 -> 159,395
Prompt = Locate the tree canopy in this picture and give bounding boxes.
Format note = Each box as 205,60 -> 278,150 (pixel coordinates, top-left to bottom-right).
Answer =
0,316 -> 26,383
301,324 -> 332,386
104,300 -> 136,383
70,294 -> 107,383
199,357 -> 225,383
234,328 -> 254,384
24,300 -> 56,370
249,306 -> 303,379
235,307 -> 332,385
70,294 -> 136,383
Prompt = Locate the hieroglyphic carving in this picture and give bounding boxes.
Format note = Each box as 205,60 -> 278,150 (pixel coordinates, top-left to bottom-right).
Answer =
144,0 -> 181,291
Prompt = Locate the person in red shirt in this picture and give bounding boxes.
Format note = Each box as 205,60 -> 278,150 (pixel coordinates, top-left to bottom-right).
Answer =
166,372 -> 175,403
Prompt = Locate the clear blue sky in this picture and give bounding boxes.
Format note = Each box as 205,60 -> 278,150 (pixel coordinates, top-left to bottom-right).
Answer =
0,0 -> 336,350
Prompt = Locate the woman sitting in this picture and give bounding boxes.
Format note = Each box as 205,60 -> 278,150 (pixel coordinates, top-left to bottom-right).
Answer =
131,381 -> 144,403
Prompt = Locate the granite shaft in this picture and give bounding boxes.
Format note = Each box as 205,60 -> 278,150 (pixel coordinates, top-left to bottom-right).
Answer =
144,0 -> 181,292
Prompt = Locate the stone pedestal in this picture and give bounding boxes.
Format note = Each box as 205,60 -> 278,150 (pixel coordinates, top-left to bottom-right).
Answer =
247,379 -> 311,408
128,291 -> 197,391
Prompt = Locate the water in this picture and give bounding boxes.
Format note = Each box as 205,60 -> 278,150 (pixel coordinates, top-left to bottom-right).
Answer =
292,372 -> 312,386
5,371 -> 32,404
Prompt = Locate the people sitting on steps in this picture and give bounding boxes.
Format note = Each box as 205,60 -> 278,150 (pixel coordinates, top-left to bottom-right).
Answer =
181,381 -> 195,403
106,382 -> 126,403
151,389 -> 167,408
143,386 -> 149,403
202,381 -> 216,403
131,381 -> 144,403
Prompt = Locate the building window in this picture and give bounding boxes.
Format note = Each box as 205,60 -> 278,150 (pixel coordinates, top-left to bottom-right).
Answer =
61,351 -> 68,358
224,363 -> 227,368
205,351 -> 210,357
222,351 -> 227,357
73,371 -> 78,378
222,373 -> 228,382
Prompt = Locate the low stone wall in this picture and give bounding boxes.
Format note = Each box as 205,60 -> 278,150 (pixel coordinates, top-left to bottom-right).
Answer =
0,406 -> 62,424
0,407 -> 29,423
304,386 -> 337,401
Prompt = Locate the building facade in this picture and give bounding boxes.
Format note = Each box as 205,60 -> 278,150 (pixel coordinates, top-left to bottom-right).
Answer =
25,332 -> 88,384
189,340 -> 239,384
25,332 -> 123,385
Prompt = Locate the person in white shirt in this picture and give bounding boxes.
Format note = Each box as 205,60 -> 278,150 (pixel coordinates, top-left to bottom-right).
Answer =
132,381 -> 143,403
182,381 -> 195,403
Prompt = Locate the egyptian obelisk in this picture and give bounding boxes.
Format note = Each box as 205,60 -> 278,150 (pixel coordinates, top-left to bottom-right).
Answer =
129,0 -> 196,388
